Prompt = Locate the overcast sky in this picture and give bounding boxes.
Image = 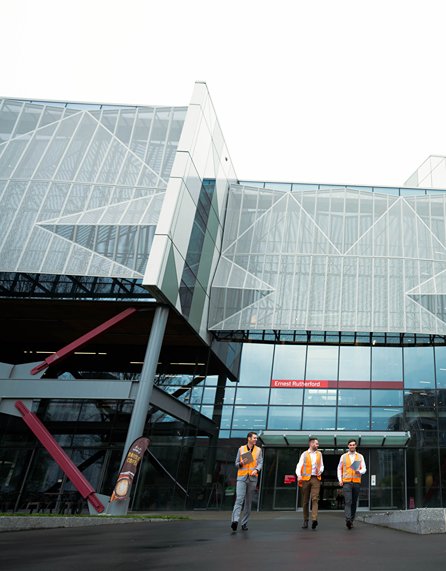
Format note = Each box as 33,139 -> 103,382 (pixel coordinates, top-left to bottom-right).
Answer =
1,0 -> 446,187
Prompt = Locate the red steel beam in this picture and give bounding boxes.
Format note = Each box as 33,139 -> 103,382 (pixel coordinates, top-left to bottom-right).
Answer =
15,400 -> 105,513
31,307 -> 138,375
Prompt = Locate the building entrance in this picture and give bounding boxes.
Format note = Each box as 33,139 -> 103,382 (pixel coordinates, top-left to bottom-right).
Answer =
259,446 -> 406,511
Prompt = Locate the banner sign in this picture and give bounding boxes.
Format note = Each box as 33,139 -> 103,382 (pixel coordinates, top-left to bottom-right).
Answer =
110,437 -> 150,503
271,379 -> 403,389
271,380 -> 333,388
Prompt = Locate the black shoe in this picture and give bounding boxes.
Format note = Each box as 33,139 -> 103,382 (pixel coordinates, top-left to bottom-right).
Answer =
302,520 -> 308,529
311,520 -> 318,530
346,520 -> 352,529
231,521 -> 238,531
241,524 -> 248,531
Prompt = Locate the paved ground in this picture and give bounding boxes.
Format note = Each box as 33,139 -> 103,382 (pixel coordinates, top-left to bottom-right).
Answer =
1,512 -> 446,571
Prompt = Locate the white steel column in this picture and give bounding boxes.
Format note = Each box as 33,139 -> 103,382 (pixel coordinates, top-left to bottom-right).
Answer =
108,305 -> 169,515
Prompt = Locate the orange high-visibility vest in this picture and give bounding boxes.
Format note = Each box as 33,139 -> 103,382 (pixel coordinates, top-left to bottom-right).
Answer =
300,451 -> 322,481
342,452 -> 363,483
237,445 -> 260,478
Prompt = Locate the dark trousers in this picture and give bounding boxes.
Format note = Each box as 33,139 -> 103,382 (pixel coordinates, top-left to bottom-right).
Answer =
343,482 -> 360,521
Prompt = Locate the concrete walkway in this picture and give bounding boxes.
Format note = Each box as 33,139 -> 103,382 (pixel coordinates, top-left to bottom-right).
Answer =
1,512 -> 446,571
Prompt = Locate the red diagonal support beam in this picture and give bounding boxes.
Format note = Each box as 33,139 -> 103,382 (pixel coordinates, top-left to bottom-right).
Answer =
15,400 -> 105,513
31,307 -> 138,375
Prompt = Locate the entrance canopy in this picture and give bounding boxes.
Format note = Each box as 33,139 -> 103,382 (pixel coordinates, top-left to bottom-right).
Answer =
258,431 -> 411,448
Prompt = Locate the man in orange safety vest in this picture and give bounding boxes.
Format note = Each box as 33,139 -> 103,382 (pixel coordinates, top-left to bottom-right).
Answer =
296,437 -> 324,530
231,432 -> 263,532
337,439 -> 367,529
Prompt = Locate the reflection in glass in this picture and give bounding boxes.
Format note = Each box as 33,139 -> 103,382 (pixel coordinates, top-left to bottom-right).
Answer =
371,408 -> 403,430
304,389 -> 337,405
202,387 -> 216,404
306,346 -> 338,380
220,406 -> 234,430
232,406 -> 267,431
339,347 -> 371,381
302,407 -> 336,430
189,386 -> 204,405
272,345 -> 306,379
435,346 -> 446,388
403,390 -> 436,433
338,389 -> 370,406
267,406 -> 302,430
239,344 -> 274,386
371,390 -> 403,406
235,388 -> 270,405
42,401 -> 82,422
200,405 -> 214,419
337,407 -> 370,430
372,347 -> 402,382
224,387 -> 235,405
404,347 -> 434,389
205,375 -> 218,386
269,388 -> 303,405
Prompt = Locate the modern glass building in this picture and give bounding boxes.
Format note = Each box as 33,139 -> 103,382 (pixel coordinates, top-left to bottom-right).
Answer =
1,83 -> 446,513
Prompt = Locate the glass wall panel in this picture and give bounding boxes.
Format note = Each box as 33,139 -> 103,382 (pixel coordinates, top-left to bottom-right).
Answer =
306,346 -> 338,380
267,407 -> 302,430
42,401 -> 82,422
407,445 -> 441,508
437,391 -> 446,442
220,406 -> 234,430
371,390 -> 403,406
404,390 -> 436,432
200,405 -> 214,418
371,408 -> 403,430
403,347 -> 435,389
272,345 -> 306,379
269,388 -> 303,405
302,407 -> 336,430
338,389 -> 370,406
202,387 -> 216,404
0,448 -> 33,510
235,388 -> 270,405
370,449 -> 405,510
440,449 -> 446,507
304,389 -> 337,405
435,346 -> 446,388
337,407 -> 370,430
371,347 -> 402,381
239,344 -> 274,386
231,406 -> 267,431
190,386 -> 204,406
339,347 -> 371,381
224,387 -> 235,405
204,375 -> 218,386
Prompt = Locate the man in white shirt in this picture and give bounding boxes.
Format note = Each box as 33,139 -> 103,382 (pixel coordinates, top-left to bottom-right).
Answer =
337,439 -> 367,529
295,437 -> 324,529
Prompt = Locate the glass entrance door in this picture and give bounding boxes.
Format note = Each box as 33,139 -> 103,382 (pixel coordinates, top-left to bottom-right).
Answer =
259,447 -> 299,510
260,447 -> 406,511
369,448 -> 406,510
295,449 -> 369,511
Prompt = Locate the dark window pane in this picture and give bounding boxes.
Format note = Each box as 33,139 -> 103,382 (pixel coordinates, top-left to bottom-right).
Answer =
404,347 -> 434,389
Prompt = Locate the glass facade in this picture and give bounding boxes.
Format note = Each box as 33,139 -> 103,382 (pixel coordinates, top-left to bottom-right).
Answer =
219,343 -> 446,437
209,183 -> 446,335
0,98 -> 187,279
3,85 -> 446,515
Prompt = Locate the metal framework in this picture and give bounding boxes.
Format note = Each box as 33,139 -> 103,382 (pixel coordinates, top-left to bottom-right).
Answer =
0,273 -> 154,300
